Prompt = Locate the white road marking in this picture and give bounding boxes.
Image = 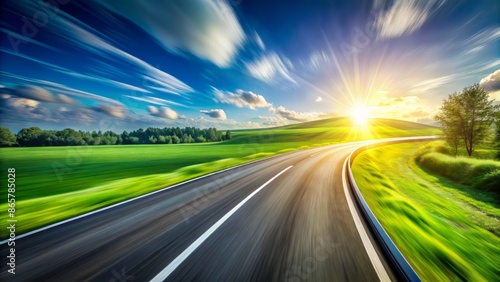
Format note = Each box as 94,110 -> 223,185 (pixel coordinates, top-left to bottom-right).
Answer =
342,158 -> 391,282
149,165 -> 293,282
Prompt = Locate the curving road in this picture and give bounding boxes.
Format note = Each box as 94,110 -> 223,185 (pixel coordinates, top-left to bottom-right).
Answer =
0,139 -> 421,282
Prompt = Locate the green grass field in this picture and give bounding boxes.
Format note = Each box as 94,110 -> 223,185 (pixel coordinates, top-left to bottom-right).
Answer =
352,142 -> 500,281
0,117 -> 440,237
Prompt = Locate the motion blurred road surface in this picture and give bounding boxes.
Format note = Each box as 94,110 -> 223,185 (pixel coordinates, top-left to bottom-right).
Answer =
1,141 -> 400,281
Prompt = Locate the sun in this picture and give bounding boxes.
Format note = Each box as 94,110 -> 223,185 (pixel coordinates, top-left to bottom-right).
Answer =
351,105 -> 370,125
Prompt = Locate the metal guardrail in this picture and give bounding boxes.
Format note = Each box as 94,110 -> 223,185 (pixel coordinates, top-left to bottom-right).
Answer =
345,137 -> 440,282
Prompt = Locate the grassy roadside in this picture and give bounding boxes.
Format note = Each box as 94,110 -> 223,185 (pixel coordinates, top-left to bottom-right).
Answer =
0,117 -> 440,238
414,141 -> 500,192
0,143 -> 317,238
352,142 -> 500,281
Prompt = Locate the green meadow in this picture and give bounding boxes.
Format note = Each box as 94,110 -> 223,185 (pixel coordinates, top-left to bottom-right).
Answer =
0,117 -> 440,237
352,142 -> 500,281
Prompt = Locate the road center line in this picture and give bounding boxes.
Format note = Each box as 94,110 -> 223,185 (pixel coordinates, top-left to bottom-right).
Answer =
150,165 -> 294,282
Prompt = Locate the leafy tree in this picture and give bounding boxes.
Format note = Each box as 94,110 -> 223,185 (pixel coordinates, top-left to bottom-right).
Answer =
172,135 -> 180,144
17,127 -> 43,146
0,127 -> 17,146
435,84 -> 498,157
435,94 -> 462,156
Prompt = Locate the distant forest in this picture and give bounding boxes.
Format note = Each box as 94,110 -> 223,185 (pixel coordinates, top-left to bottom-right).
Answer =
0,126 -> 231,147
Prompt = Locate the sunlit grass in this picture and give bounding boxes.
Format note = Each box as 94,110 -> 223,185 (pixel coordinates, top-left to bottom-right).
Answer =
352,142 -> 500,281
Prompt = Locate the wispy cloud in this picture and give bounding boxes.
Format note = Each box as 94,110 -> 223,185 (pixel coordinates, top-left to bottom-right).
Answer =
3,48 -> 145,95
213,88 -> 271,109
245,53 -> 295,83
97,0 -> 245,67
1,72 -> 124,106
410,74 -> 455,93
374,0 -> 444,39
464,27 -> 500,47
0,28 -> 57,52
59,71 -> 150,93
308,51 -> 330,70
124,95 -> 188,108
254,32 -> 265,50
8,0 -> 195,96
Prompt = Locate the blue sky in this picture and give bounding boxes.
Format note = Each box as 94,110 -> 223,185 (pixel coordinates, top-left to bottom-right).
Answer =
1,0 -> 499,132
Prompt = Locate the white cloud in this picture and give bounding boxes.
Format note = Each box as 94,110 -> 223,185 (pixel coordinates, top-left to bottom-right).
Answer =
98,0 -> 245,67
315,96 -> 323,102
7,84 -> 79,105
7,98 -> 40,109
57,94 -> 79,105
148,105 -> 179,119
9,85 -> 56,102
214,88 -> 271,109
93,104 -> 125,118
245,53 -> 295,83
480,69 -> 500,100
200,109 -> 227,120
480,69 -> 500,91
374,0 -> 444,39
269,106 -> 323,122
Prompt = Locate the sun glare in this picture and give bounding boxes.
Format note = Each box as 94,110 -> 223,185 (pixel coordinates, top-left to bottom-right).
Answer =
351,105 -> 370,125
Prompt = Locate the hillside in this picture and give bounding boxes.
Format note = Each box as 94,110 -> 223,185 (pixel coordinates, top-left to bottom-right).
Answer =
226,117 -> 441,144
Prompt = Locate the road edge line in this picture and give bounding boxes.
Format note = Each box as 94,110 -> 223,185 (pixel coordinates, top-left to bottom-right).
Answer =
342,157 -> 392,282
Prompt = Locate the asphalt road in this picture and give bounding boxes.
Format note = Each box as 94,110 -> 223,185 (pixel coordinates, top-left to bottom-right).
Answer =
1,141 -> 401,282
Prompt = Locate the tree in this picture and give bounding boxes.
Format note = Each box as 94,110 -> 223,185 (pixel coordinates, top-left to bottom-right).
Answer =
171,135 -> 180,144
435,84 -> 498,157
0,127 -> 17,146
435,93 -> 462,156
17,127 -> 43,146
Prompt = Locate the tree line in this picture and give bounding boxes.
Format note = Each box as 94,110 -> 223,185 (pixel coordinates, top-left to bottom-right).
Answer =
435,83 -> 499,157
0,126 -> 232,147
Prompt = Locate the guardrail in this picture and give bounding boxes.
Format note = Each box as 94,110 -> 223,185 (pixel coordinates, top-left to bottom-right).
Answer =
345,137 -> 440,282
